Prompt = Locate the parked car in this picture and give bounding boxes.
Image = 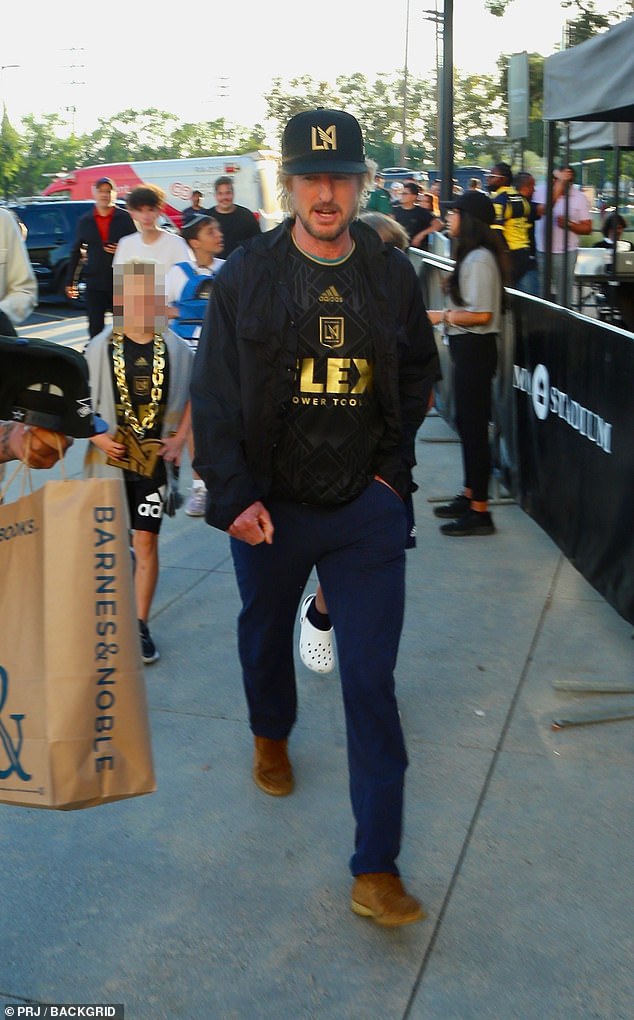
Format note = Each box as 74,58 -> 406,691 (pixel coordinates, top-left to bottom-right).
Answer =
8,198 -> 176,305
425,166 -> 489,192
379,167 -> 429,190
8,199 -> 94,305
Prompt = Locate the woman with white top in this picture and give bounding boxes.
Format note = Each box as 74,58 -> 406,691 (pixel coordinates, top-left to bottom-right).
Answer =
428,190 -> 508,537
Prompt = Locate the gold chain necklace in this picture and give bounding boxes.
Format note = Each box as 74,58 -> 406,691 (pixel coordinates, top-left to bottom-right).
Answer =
112,331 -> 166,436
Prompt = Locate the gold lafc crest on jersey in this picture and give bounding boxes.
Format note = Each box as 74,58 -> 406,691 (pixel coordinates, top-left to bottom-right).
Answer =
320,316 -> 344,349
312,125 -> 337,151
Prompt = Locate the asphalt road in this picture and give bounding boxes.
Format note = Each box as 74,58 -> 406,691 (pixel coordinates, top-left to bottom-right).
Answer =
20,301 -> 95,352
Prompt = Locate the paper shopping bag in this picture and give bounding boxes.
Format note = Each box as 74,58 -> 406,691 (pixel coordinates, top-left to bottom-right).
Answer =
0,475 -> 156,809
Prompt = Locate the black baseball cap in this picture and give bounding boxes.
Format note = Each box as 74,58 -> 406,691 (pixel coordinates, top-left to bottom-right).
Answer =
0,335 -> 107,437
94,176 -> 116,189
281,109 -> 367,175
443,190 -> 495,226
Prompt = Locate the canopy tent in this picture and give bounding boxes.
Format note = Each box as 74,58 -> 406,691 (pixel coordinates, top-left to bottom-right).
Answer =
568,121 -> 634,149
540,17 -> 634,308
543,17 -> 634,123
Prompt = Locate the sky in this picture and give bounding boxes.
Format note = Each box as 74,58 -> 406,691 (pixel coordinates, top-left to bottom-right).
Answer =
0,0 -> 623,140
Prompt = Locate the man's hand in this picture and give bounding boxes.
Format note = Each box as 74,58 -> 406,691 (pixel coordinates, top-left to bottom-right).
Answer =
4,423 -> 73,468
160,433 -> 186,464
227,500 -> 274,545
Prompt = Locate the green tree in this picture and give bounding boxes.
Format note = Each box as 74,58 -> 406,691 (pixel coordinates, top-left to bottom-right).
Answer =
170,118 -> 267,157
264,76 -> 340,130
0,104 -> 23,200
81,108 -> 180,164
452,71 -> 505,163
497,52 -> 545,156
18,113 -> 84,195
486,0 -> 633,38
264,71 -> 438,170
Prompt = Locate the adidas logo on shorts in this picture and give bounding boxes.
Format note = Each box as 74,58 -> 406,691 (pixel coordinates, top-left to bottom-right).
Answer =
138,490 -> 163,519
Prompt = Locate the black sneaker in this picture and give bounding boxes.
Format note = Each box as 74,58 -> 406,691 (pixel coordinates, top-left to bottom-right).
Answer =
433,494 -> 472,519
440,510 -> 496,537
139,619 -> 160,664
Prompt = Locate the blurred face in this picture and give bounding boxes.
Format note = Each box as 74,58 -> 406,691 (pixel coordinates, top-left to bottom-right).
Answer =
94,183 -> 115,211
419,193 -> 433,210
290,173 -> 361,247
447,208 -> 461,238
130,204 -> 162,231
522,175 -> 535,198
400,187 -> 418,208
114,266 -> 166,336
215,183 -> 234,213
487,170 -> 504,191
192,193 -> 203,208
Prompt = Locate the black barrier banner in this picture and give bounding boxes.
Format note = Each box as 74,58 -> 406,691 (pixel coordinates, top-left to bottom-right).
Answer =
511,296 -> 634,624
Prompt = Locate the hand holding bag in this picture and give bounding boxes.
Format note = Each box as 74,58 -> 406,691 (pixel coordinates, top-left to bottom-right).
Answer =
0,462 -> 156,810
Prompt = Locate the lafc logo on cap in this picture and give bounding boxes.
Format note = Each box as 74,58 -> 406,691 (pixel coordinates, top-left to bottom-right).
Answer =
312,125 -> 337,152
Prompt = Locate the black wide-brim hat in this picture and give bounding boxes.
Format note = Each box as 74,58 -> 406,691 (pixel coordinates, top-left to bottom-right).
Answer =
442,190 -> 495,226
281,108 -> 367,175
0,335 -> 107,438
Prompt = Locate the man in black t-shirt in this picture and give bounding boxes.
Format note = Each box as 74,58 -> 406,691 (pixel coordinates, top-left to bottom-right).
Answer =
181,190 -> 211,225
192,109 -> 440,928
209,175 -> 260,257
393,182 -> 441,249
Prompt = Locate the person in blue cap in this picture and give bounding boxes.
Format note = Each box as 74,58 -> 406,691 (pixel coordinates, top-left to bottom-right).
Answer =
191,108 -> 440,927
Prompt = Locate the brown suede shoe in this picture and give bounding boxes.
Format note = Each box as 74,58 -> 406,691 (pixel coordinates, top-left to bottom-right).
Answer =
253,736 -> 294,796
351,873 -> 426,927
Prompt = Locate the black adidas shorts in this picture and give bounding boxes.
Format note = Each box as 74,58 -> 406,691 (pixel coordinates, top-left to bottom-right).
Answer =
125,476 -> 165,534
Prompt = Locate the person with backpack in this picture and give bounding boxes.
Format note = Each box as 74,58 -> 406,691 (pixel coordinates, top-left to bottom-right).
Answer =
166,215 -> 225,516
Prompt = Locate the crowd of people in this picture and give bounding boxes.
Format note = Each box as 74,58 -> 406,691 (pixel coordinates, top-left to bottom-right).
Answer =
1,108 -> 631,930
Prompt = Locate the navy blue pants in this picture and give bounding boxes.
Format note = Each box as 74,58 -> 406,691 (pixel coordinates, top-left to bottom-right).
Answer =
85,288 -> 113,339
231,480 -> 409,876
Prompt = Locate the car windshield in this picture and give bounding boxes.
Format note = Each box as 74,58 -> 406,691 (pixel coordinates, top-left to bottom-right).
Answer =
18,208 -> 69,238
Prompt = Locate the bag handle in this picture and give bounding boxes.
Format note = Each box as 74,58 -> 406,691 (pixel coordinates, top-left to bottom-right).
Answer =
0,428 -> 67,503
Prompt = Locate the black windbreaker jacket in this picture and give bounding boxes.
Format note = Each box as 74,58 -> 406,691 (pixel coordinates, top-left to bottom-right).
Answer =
191,218 -> 441,532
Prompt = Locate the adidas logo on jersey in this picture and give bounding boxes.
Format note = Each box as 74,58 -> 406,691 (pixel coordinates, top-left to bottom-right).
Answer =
318,286 -> 344,303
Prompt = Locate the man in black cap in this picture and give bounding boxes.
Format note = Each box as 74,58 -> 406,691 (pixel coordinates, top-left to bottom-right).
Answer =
181,189 -> 210,226
191,108 -> 440,926
65,177 -> 136,338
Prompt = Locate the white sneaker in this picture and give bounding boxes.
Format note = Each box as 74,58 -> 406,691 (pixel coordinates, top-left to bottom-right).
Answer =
185,487 -> 206,517
299,594 -> 335,674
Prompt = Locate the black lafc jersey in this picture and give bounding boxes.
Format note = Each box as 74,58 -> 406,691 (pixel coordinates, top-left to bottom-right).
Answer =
271,243 -> 384,505
109,335 -> 170,479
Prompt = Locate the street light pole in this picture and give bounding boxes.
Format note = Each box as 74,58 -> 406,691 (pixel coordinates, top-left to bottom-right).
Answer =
438,0 -> 454,203
422,5 -> 442,172
400,0 -> 411,165
0,64 -> 20,106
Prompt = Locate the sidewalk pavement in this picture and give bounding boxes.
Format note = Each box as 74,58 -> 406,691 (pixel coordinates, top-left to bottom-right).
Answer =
2,413 -> 632,1020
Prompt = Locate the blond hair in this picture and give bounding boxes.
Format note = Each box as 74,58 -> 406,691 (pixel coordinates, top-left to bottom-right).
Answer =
359,211 -> 409,251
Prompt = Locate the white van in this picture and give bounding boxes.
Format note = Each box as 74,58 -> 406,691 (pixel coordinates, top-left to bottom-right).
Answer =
43,151 -> 283,230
